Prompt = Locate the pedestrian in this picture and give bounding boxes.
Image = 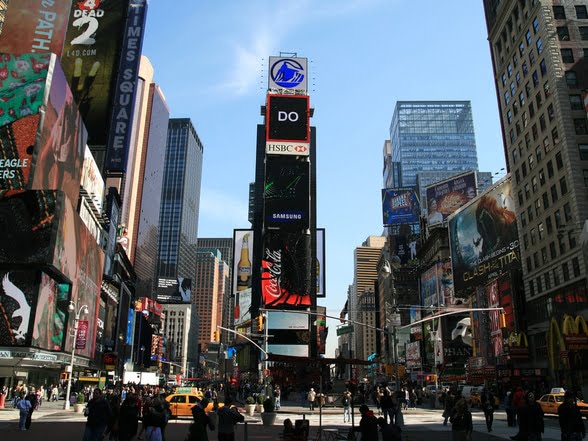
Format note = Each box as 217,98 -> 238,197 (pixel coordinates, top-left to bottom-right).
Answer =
511,391 -> 533,441
351,404 -> 379,441
342,389 -> 352,423
274,385 -> 281,410
52,385 -> 59,402
16,392 -> 31,431
118,393 -> 140,441
512,386 -> 525,427
527,392 -> 544,441
142,398 -> 166,441
25,389 -> 38,430
442,390 -> 455,426
449,399 -> 473,441
481,388 -> 495,432
504,390 -> 516,427
216,396 -> 244,441
83,388 -> 112,441
378,416 -> 402,441
188,398 -> 214,441
307,388 -> 316,410
558,391 -> 586,441
380,389 -> 395,424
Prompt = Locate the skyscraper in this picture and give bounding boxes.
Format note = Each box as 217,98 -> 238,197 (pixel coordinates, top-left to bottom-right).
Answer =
483,0 -> 588,390
157,118 -> 204,281
389,101 -> 480,198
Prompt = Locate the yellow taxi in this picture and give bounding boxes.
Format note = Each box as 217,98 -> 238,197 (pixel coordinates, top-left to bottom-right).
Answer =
164,393 -> 224,418
537,393 -> 588,417
468,390 -> 500,408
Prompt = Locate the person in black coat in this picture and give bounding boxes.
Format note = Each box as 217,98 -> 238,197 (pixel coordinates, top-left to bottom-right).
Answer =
558,391 -> 586,441
527,392 -> 544,441
118,393 -> 140,441
352,404 -> 379,441
481,389 -> 496,432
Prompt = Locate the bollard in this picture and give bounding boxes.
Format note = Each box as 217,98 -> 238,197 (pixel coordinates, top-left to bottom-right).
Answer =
244,421 -> 248,441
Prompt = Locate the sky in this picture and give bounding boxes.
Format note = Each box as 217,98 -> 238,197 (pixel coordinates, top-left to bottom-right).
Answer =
141,0 -> 507,356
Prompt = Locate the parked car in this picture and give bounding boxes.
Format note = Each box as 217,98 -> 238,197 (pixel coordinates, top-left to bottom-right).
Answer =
537,393 -> 588,417
164,393 -> 224,418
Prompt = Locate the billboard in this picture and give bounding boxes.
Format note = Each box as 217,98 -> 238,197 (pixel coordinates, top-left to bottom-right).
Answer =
406,341 -> 421,369
0,190 -> 58,265
316,228 -> 325,298
60,0 -> 128,146
268,56 -> 308,94
265,95 -> 310,155
442,313 -> 473,367
31,272 -> 70,351
449,177 -> 519,295
264,157 -> 310,230
382,188 -> 421,226
232,229 -> 253,295
0,1 -> 72,55
421,262 -> 441,308
0,269 -> 41,346
156,277 -> 192,304
390,234 -> 418,265
105,0 -> 148,172
261,230 -> 311,308
425,171 -> 477,226
80,145 -> 105,213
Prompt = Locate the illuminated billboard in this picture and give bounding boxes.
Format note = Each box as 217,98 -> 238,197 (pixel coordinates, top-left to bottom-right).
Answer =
421,262 -> 441,308
425,171 -> 477,226
266,95 -> 310,155
264,157 -> 309,230
268,56 -> 308,94
31,272 -> 70,351
60,0 -> 128,146
448,177 -> 519,295
441,313 -> 473,370
0,1 -> 72,55
156,277 -> 192,304
80,146 -> 105,213
261,230 -> 311,308
232,229 -> 253,295
382,188 -> 421,226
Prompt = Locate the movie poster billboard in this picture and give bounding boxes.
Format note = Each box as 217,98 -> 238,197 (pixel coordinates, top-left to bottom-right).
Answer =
442,313 -> 473,367
156,277 -> 192,304
316,228 -> 325,298
0,1 -> 73,55
390,234 -> 418,265
80,146 -> 105,212
406,341 -> 421,368
53,192 -> 105,358
261,230 -> 311,308
421,263 -> 441,308
0,269 -> 41,346
264,157 -> 310,230
448,177 -> 519,295
31,57 -> 86,204
31,272 -> 70,351
410,307 -> 422,340
0,190 -> 58,265
425,172 -> 477,226
486,281 -> 504,358
60,0 -> 128,146
382,188 -> 421,226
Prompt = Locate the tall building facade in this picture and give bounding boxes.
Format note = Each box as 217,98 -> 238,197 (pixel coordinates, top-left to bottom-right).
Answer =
483,0 -> 588,393
194,249 -> 222,352
389,101 -> 480,189
162,303 -> 195,376
157,118 -> 204,280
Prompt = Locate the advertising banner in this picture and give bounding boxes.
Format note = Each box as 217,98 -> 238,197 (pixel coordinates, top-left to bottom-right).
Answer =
0,269 -> 41,347
31,273 -> 70,351
80,146 -> 105,212
266,95 -> 310,145
232,229 -> 253,296
60,0 -> 128,146
261,230 -> 311,308
76,320 -> 89,350
105,0 -> 148,172
442,313 -> 473,367
406,341 -> 421,368
425,171 -> 477,226
156,277 -> 191,304
32,57 -> 86,204
0,1 -> 73,55
410,307 -> 422,340
448,177 -> 520,295
264,157 -> 310,230
440,258 -> 459,306
268,56 -> 308,93
390,234 -> 418,265
421,263 -> 441,308
382,188 -> 421,226
267,311 -> 309,330
0,190 -> 59,266
316,228 -> 325,298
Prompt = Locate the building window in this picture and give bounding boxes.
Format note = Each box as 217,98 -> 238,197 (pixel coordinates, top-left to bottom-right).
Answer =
507,63 -> 513,77
564,202 -> 572,222
510,129 -> 516,143
581,26 -> 588,40
569,231 -> 577,249
528,206 -> 535,222
545,272 -> 551,290
523,62 -> 529,76
551,185 -> 558,204
532,124 -> 538,141
553,6 -> 566,19
529,102 -> 535,118
556,152 -> 564,170
543,192 -> 550,209
530,50 -> 537,67
539,169 -> 546,186
533,252 -> 540,268
510,81 -> 517,96
583,169 -> 588,186
555,209 -> 562,227
554,268 -> 560,286
529,279 -> 535,297
536,146 -> 542,162
502,73 -> 507,86
560,237 -> 567,257
515,169 -> 521,184
544,81 -> 551,98
552,127 -> 560,145
524,183 -> 531,199
536,276 -> 542,294
541,246 -> 548,263
557,26 -> 571,41
562,262 -> 570,282
512,147 -> 518,163
518,190 -> 524,206
532,176 -> 538,192
533,17 -> 540,33
585,48 -> 588,59
537,37 -> 544,54
550,241 -> 557,259
521,211 -> 527,227
526,256 -> 533,272
532,70 -> 539,86
504,91 -> 511,106
574,118 -> 588,135
522,162 -> 528,178
519,91 -> 525,106
519,42 -> 525,56
535,199 -> 542,216
539,114 -> 547,131
577,5 -> 588,19
523,233 -> 529,249
572,258 -> 581,277
546,216 -> 553,234
537,92 -> 544,108
547,104 -> 555,121
566,71 -> 578,87
561,48 -> 574,63
570,95 -> 583,110
529,154 -> 535,170
580,145 -> 588,160
547,160 -> 554,178
540,59 -> 547,76
516,72 -> 521,85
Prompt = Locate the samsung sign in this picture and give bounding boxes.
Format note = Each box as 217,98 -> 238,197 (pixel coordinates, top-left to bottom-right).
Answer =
268,56 -> 307,93
266,141 -> 309,156
266,95 -> 310,143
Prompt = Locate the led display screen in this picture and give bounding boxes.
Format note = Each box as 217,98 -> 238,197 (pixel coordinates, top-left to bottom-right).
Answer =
266,95 -> 310,142
425,171 -> 477,226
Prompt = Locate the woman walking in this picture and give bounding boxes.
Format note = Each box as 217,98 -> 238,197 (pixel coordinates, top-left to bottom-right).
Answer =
450,399 -> 473,441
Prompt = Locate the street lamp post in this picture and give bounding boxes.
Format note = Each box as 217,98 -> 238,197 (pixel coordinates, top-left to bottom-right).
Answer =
64,301 -> 89,410
381,256 -> 401,390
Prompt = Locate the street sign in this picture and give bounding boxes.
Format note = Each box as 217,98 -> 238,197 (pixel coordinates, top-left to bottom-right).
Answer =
336,325 -> 354,336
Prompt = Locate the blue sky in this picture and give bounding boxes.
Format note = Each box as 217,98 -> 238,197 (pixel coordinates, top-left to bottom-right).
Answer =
142,0 -> 507,355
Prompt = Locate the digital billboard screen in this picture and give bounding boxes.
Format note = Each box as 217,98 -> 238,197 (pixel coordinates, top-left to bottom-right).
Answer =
266,95 -> 310,142
31,273 -> 70,351
264,157 -> 309,230
425,171 -> 477,226
60,0 -> 128,146
261,230 -> 311,308
448,177 -> 519,295
156,277 -> 192,304
382,188 -> 421,226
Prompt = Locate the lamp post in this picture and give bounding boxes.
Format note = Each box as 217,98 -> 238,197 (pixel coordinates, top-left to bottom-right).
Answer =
64,301 -> 89,410
381,255 -> 401,390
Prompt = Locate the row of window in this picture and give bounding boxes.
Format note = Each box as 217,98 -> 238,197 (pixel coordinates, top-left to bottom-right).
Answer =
527,257 -> 582,298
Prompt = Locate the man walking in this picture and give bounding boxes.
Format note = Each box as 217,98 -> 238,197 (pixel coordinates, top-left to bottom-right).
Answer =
83,388 -> 111,441
558,391 -> 586,441
16,393 -> 31,431
481,388 -> 495,432
307,388 -> 316,411
342,389 -> 352,423
216,396 -> 244,441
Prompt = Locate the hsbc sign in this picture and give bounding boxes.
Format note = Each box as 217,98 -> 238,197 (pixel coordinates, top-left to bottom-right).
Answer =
266,95 -> 310,143
266,141 -> 309,156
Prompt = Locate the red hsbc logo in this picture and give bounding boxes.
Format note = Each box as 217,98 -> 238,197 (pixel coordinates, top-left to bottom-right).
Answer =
266,141 -> 310,156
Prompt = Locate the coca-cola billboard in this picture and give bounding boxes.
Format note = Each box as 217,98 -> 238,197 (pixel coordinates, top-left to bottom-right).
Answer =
261,231 -> 311,308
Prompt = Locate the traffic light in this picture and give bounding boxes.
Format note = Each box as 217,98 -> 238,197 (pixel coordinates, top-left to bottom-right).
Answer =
499,311 -> 507,329
257,314 -> 264,332
214,330 -> 220,342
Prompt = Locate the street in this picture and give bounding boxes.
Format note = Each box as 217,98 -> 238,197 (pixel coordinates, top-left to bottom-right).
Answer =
0,400 -> 569,441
